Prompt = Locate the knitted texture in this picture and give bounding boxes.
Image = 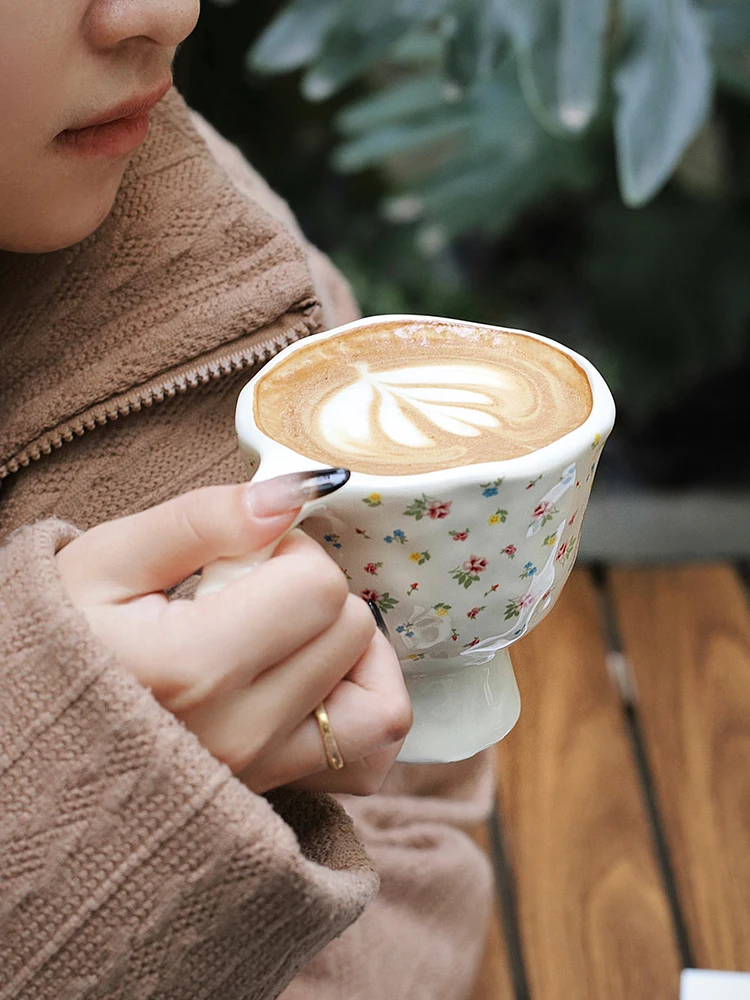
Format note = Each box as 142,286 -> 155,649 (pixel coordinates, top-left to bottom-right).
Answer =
0,520 -> 377,1000
0,87 -> 323,477
0,89 -> 495,1000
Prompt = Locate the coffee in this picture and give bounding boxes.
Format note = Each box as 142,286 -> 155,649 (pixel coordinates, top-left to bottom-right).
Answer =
254,320 -> 592,476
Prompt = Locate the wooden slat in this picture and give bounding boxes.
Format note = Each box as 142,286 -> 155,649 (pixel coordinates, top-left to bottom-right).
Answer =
495,570 -> 681,1000
611,565 -> 750,971
469,824 -> 515,1000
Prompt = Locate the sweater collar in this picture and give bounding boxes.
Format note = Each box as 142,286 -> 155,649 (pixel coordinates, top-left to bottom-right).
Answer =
0,88 -> 321,479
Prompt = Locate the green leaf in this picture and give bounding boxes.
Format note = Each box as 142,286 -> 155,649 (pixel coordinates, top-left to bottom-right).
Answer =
700,0 -> 750,96
614,0 -> 714,207
370,73 -> 595,237
334,115 -> 469,172
442,0 -> 507,89
338,76 -> 449,134
494,0 -> 609,134
557,0 -> 611,131
699,0 -> 750,48
302,0 -> 450,101
248,0 -> 340,74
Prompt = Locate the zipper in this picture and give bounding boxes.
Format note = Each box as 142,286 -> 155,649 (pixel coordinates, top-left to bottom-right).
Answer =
0,314 -> 319,482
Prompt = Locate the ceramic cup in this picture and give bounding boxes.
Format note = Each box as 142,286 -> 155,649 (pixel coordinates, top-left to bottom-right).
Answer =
198,315 -> 615,763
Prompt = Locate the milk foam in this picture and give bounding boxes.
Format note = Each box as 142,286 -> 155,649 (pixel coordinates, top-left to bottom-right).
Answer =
319,364 -> 508,455
254,320 -> 593,476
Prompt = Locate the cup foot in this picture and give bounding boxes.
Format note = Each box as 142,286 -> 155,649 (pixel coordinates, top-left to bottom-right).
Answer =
396,649 -> 521,763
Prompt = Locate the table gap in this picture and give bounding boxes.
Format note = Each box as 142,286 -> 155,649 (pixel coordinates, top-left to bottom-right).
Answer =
488,803 -> 530,1000
591,563 -> 696,971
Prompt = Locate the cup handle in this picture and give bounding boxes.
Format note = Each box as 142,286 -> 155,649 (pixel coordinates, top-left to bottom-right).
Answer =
194,500 -> 323,598
194,456 -> 324,598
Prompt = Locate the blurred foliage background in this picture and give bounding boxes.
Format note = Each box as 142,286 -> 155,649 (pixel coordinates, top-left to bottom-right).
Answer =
177,0 -> 750,488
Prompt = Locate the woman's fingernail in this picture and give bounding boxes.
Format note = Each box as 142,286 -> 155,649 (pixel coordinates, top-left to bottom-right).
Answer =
367,599 -> 391,641
246,468 -> 351,518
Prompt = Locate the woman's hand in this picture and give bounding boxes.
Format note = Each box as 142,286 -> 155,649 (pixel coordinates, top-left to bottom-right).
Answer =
55,477 -> 412,795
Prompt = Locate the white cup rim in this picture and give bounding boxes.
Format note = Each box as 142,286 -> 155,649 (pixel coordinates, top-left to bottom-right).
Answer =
237,313 -> 616,487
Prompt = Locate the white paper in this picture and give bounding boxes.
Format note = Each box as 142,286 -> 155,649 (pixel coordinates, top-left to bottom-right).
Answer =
681,969 -> 750,999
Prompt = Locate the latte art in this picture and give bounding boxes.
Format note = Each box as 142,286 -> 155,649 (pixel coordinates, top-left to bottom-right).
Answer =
319,364 -> 509,454
254,320 -> 593,476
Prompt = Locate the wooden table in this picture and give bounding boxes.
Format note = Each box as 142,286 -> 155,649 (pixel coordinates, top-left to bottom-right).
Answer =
470,564 -> 750,1000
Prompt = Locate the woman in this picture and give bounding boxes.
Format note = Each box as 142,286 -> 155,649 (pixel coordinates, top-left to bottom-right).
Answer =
0,2 -> 494,997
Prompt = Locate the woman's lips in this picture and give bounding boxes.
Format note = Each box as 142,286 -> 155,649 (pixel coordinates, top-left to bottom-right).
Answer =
55,79 -> 171,159
55,113 -> 151,159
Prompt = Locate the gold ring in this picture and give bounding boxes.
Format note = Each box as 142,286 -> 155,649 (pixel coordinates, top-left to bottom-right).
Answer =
314,702 -> 344,771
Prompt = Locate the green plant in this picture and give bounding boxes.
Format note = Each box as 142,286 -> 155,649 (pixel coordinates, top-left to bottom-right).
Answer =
244,0 -> 750,227
198,0 -> 750,465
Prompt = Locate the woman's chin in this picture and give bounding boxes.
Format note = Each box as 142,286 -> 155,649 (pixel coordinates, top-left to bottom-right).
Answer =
1,171 -> 123,253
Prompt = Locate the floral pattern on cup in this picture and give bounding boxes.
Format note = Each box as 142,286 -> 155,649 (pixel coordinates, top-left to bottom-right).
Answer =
384,528 -> 408,544
299,450 -> 597,667
404,494 -> 452,520
451,556 -> 488,588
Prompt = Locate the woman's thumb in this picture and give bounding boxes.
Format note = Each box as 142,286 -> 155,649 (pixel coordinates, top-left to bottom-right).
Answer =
57,470 -> 349,602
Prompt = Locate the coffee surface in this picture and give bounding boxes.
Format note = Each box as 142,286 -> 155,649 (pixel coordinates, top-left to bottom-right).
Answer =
254,320 -> 593,475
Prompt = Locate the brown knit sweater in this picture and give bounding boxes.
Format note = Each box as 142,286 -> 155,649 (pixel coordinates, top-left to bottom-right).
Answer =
0,88 -> 496,1000
0,88 -> 377,1000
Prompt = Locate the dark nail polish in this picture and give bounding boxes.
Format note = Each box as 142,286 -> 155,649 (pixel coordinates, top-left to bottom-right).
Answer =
303,467 -> 351,499
367,599 -> 391,640
246,467 -> 350,518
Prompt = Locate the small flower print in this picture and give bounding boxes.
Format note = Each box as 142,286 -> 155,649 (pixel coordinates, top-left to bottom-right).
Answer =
568,511 -> 577,526
384,528 -> 408,545
364,562 -> 382,575
451,556 -> 487,588
565,535 -> 578,561
543,533 -> 557,547
406,653 -> 427,661
531,501 -> 558,528
484,583 -> 500,597
449,529 -> 470,541
324,533 -> 342,550
520,561 -> 537,579
488,509 -> 508,525
576,479 -> 581,489
526,475 -> 543,490
342,567 -> 353,582
502,544 -> 517,559
463,637 -> 481,649
428,500 -> 452,520
504,593 -> 535,621
556,541 -> 569,562
407,582 -> 419,595
395,623 -> 416,640
355,527 -> 372,539
363,493 -> 382,507
361,590 -> 399,613
403,494 -> 452,521
409,550 -> 431,565
377,593 -> 400,613
433,602 -> 452,617
591,433 -> 601,449
480,477 -> 504,497
466,606 -> 486,619
451,628 -> 459,642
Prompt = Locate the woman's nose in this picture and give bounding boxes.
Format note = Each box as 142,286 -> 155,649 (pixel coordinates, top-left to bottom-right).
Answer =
85,0 -> 200,51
